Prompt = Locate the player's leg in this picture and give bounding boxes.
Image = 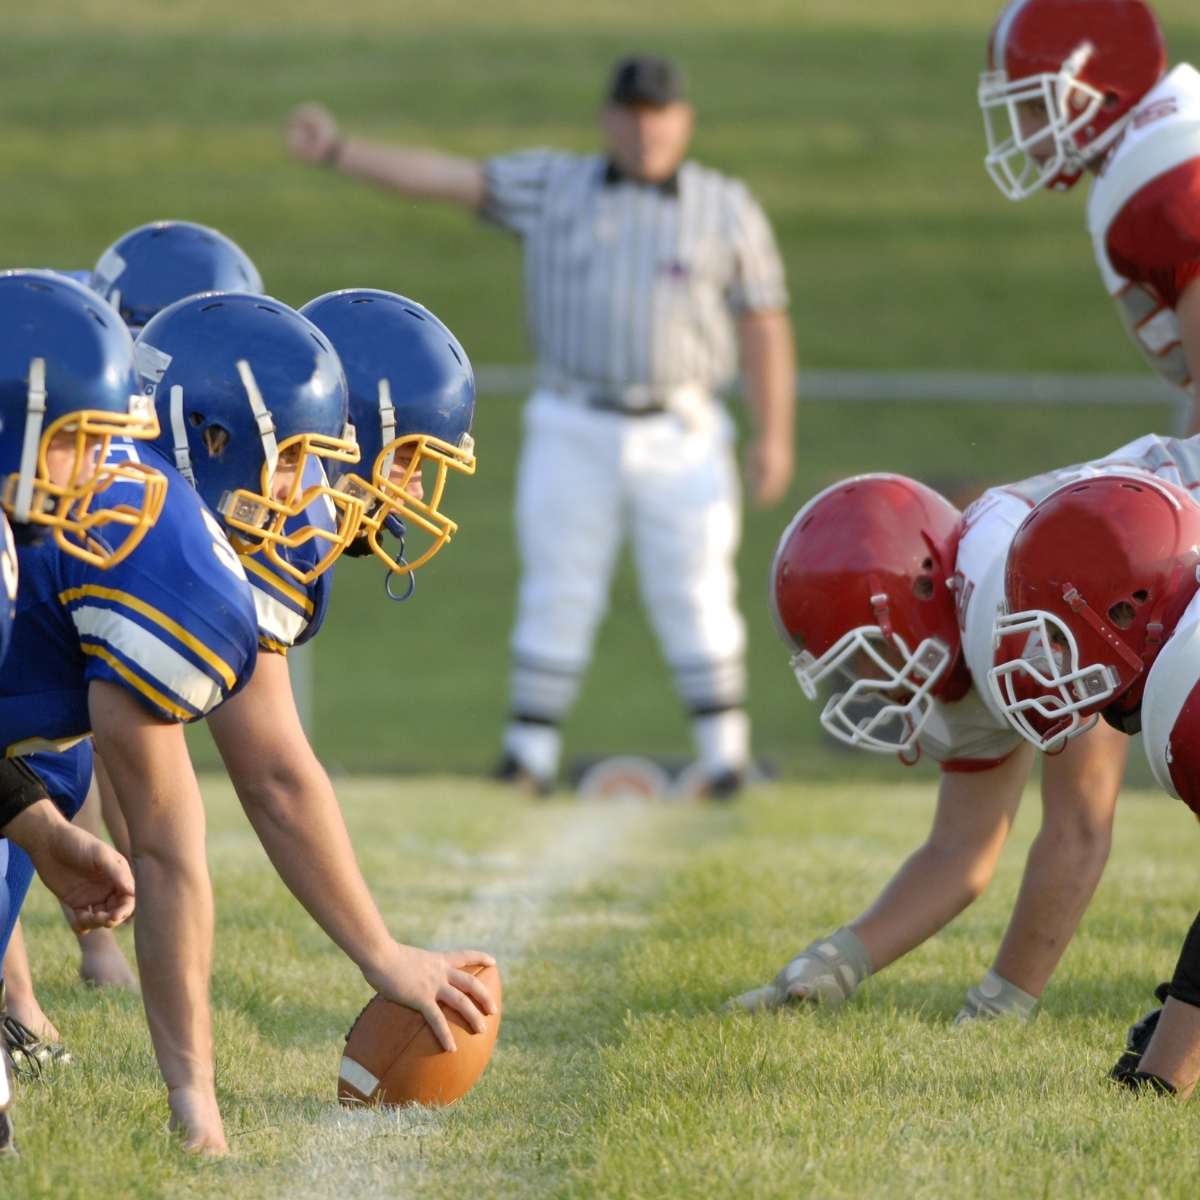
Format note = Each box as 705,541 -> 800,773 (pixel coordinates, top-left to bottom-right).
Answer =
502,395 -> 625,789
629,405 -> 747,793
955,721 -> 1127,1022
729,745 -> 1032,1010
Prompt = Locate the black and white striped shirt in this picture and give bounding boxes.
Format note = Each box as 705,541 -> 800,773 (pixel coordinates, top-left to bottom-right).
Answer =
481,150 -> 788,393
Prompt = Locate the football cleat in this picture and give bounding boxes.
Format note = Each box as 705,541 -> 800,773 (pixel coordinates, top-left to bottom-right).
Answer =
2,1013 -> 72,1081
493,753 -> 554,798
1108,982 -> 1170,1083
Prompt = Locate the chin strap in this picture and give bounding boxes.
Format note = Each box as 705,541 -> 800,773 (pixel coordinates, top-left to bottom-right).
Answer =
236,359 -> 278,482
1061,583 -> 1145,674
377,378 -> 397,482
168,384 -> 195,486
14,358 -> 47,523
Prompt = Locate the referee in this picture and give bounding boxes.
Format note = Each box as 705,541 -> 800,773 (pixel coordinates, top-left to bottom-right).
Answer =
287,54 -> 796,797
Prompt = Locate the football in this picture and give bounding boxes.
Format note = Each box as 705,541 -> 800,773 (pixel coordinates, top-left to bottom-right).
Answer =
337,963 -> 502,1108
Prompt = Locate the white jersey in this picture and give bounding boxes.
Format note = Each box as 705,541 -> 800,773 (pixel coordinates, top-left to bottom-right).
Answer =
1141,587 -> 1200,805
920,433 -> 1200,768
1088,64 -> 1200,392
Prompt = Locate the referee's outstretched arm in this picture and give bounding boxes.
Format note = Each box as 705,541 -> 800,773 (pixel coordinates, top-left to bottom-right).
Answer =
286,102 -> 486,210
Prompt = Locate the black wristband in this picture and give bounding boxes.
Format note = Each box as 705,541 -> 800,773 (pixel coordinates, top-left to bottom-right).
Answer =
321,136 -> 346,168
0,756 -> 49,832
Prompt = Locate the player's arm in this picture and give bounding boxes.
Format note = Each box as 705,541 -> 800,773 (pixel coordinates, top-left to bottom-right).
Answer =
286,102 -> 486,210
957,719 -> 1128,1021
736,308 -> 795,509
0,758 -> 134,932
206,652 -> 496,1052
88,681 -> 225,1156
1178,279 -> 1200,436
729,745 -> 1031,1011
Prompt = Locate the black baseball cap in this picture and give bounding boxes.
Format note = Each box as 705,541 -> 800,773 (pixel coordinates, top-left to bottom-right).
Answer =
606,55 -> 687,108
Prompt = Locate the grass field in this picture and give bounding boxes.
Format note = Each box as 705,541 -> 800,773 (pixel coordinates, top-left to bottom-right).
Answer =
6,1 -> 1200,776
6,773 -> 1200,1198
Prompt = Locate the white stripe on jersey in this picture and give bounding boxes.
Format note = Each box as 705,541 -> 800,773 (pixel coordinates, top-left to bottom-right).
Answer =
251,587 -> 308,648
70,605 -> 224,714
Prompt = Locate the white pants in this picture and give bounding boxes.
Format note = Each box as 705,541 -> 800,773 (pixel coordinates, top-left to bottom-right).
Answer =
506,389 -> 748,775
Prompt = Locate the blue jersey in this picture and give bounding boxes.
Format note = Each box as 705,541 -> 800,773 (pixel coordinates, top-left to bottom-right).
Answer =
0,443 -> 258,755
240,460 -> 335,654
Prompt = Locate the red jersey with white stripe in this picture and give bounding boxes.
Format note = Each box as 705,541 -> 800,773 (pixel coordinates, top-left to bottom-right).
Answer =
1088,64 -> 1200,392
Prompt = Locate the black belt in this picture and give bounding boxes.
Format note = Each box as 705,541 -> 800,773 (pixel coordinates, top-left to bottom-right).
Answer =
586,395 -> 668,417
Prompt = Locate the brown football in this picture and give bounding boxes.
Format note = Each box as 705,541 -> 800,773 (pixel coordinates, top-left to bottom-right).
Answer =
337,963 -> 502,1108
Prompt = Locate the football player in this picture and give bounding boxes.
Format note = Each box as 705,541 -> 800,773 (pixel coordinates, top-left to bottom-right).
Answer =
728,433 -> 1200,1020
131,291 -> 495,1152
979,0 -> 1200,432
298,287 -> 476,582
1,221 -> 266,1054
0,271 -> 175,1151
986,462 -> 1200,1097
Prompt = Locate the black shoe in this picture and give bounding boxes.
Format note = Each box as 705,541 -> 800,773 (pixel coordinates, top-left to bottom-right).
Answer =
493,753 -> 554,798
1108,982 -> 1171,1083
2,1013 -> 71,1081
705,769 -> 744,803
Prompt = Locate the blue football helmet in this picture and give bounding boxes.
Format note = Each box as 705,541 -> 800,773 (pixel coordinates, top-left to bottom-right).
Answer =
93,220 -> 263,333
300,289 -> 476,575
0,513 -> 16,665
0,271 -> 166,568
137,292 -> 363,584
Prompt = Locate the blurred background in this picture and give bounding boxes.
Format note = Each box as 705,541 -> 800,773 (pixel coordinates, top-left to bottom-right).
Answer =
6,0 -> 1199,778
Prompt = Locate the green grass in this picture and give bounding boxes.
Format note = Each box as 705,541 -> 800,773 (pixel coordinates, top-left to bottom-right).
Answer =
7,0 -> 1200,775
8,773 -> 1200,1197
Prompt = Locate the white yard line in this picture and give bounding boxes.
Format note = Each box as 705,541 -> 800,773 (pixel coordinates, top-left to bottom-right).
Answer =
281,798 -> 656,1199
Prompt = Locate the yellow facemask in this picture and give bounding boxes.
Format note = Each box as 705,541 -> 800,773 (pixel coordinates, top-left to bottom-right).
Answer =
338,429 -> 477,575
1,359 -> 167,570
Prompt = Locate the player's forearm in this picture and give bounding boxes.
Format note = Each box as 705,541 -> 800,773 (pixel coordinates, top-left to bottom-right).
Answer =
333,139 -> 486,209
133,846 -> 216,1090
737,309 -> 795,443
989,821 -> 1111,997
232,761 -> 396,976
849,840 -> 996,972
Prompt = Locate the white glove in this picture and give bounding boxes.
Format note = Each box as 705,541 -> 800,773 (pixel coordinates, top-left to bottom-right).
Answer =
954,969 -> 1038,1025
726,927 -> 872,1013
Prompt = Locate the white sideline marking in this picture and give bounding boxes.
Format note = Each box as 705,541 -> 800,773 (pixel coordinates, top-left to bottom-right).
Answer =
282,799 -> 653,1199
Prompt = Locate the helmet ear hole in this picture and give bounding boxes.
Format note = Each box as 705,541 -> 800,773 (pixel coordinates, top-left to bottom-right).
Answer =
1108,601 -> 1136,630
188,411 -> 205,427
202,425 -> 230,458
1132,589 -> 1149,605
912,576 -> 934,601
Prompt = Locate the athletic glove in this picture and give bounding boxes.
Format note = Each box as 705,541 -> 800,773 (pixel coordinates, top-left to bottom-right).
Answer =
725,926 -> 872,1013
953,970 -> 1038,1025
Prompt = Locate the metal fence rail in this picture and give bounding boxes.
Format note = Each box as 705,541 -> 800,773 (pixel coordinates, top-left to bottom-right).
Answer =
475,365 -> 1179,407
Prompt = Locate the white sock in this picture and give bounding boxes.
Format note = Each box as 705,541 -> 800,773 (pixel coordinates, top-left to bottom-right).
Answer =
503,721 -> 562,781
691,709 -> 750,776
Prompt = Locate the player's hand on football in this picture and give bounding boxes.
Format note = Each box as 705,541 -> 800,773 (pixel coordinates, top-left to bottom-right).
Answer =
7,800 -> 135,932
286,102 -> 340,164
363,944 -> 498,1053
745,433 -> 793,509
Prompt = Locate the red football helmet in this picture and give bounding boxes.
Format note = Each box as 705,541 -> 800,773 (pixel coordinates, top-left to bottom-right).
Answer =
770,474 -> 967,757
989,474 -> 1200,751
979,0 -> 1166,200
